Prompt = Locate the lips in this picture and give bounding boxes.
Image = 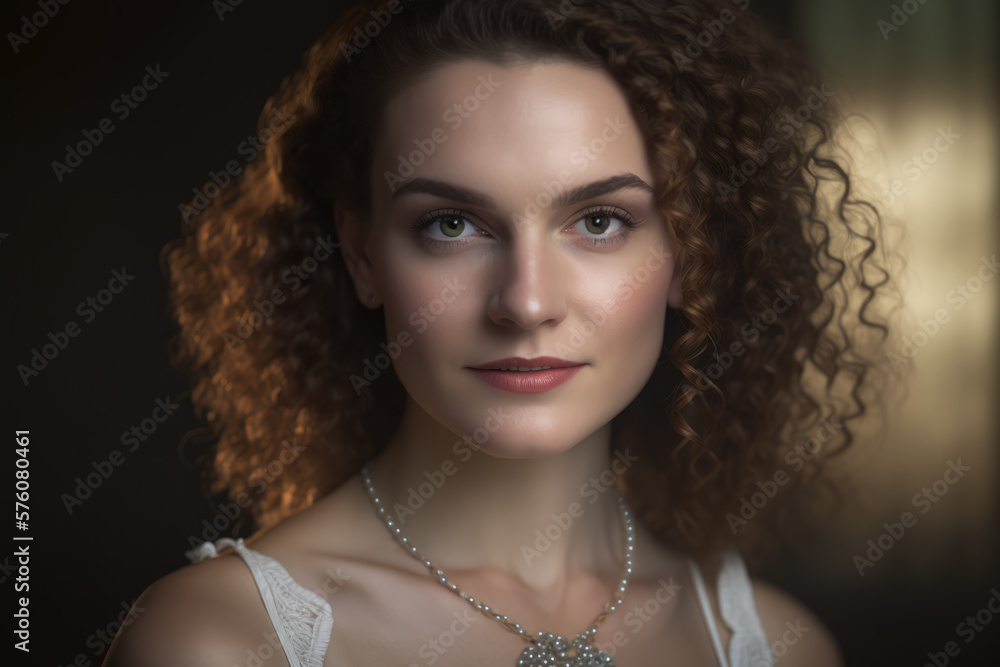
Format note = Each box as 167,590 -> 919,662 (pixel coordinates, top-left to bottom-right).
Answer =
466,356 -> 586,394
468,356 -> 585,371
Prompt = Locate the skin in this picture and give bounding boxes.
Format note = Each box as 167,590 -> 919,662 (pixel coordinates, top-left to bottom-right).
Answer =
348,56 -> 683,595
103,60 -> 844,667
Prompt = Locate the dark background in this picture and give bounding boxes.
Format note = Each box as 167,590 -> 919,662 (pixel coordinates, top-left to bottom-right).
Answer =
2,0 -> 997,666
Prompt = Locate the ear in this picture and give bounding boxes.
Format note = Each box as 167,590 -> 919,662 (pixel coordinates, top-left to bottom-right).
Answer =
334,200 -> 380,308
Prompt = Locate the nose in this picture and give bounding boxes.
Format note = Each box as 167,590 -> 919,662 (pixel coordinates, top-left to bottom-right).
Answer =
487,234 -> 569,330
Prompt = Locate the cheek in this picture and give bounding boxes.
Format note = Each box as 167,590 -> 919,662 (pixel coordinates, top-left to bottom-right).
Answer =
379,263 -> 474,384
585,256 -> 673,374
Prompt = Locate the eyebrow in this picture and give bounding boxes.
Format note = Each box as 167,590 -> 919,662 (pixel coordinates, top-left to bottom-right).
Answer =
390,173 -> 654,210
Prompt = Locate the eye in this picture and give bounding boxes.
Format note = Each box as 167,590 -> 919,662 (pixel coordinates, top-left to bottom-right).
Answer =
410,209 -> 490,249
424,213 -> 480,239
574,211 -> 624,236
567,205 -> 642,247
411,209 -> 490,251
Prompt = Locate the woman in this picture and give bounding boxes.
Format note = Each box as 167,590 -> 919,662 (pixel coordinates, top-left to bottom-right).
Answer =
106,0 -> 894,665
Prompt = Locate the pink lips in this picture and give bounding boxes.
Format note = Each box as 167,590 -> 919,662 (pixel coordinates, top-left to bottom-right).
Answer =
466,356 -> 586,394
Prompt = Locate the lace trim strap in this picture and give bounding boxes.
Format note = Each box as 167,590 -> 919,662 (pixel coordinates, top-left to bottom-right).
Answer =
716,550 -> 772,666
688,555 -> 730,667
688,550 -> 773,667
186,537 -> 334,667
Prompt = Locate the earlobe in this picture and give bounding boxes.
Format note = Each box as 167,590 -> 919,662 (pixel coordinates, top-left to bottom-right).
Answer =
333,201 -> 379,307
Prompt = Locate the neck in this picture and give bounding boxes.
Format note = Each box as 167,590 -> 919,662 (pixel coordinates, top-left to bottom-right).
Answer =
365,396 -> 632,595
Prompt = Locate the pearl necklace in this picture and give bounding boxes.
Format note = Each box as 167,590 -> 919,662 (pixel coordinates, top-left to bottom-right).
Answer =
361,465 -> 634,666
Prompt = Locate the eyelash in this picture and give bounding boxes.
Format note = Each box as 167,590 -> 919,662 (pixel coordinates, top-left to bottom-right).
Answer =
409,205 -> 644,251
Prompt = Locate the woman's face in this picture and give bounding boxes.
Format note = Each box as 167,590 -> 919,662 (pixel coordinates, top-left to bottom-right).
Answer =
343,58 -> 682,458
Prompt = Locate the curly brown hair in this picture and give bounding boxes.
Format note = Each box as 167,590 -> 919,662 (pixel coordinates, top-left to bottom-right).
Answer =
164,0 -> 898,561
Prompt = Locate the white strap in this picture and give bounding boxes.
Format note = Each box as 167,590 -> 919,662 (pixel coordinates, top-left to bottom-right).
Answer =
688,551 -> 774,667
187,537 -> 333,667
688,555 -> 730,667
716,550 -> 773,666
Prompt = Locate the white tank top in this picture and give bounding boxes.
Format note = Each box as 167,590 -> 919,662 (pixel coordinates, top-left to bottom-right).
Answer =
187,537 -> 773,667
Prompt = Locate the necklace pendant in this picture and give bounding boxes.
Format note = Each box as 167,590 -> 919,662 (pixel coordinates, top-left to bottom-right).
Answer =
518,632 -> 615,666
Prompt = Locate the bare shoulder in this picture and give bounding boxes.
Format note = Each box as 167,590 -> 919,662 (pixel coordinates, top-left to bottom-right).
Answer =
102,550 -> 278,667
750,578 -> 844,667
102,477 -> 383,667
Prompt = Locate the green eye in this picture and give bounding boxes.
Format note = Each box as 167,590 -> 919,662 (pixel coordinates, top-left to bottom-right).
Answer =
574,212 -> 626,237
410,209 -> 486,249
438,215 -> 467,238
583,214 -> 615,235
569,205 -> 643,248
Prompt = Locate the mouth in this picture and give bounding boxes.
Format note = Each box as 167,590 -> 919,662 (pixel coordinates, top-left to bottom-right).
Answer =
465,356 -> 587,394
467,356 -> 586,371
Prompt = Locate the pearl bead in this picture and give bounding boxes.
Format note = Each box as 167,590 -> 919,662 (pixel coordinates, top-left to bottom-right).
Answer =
360,465 -> 635,652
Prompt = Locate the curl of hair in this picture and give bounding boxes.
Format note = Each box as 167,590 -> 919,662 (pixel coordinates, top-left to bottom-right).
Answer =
164,0 -> 900,561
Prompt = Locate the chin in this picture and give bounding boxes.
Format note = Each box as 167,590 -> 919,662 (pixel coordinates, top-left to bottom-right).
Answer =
473,438 -> 580,461
444,406 -> 608,461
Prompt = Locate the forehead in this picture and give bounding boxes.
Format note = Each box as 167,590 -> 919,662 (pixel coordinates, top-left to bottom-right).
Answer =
371,59 -> 653,203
